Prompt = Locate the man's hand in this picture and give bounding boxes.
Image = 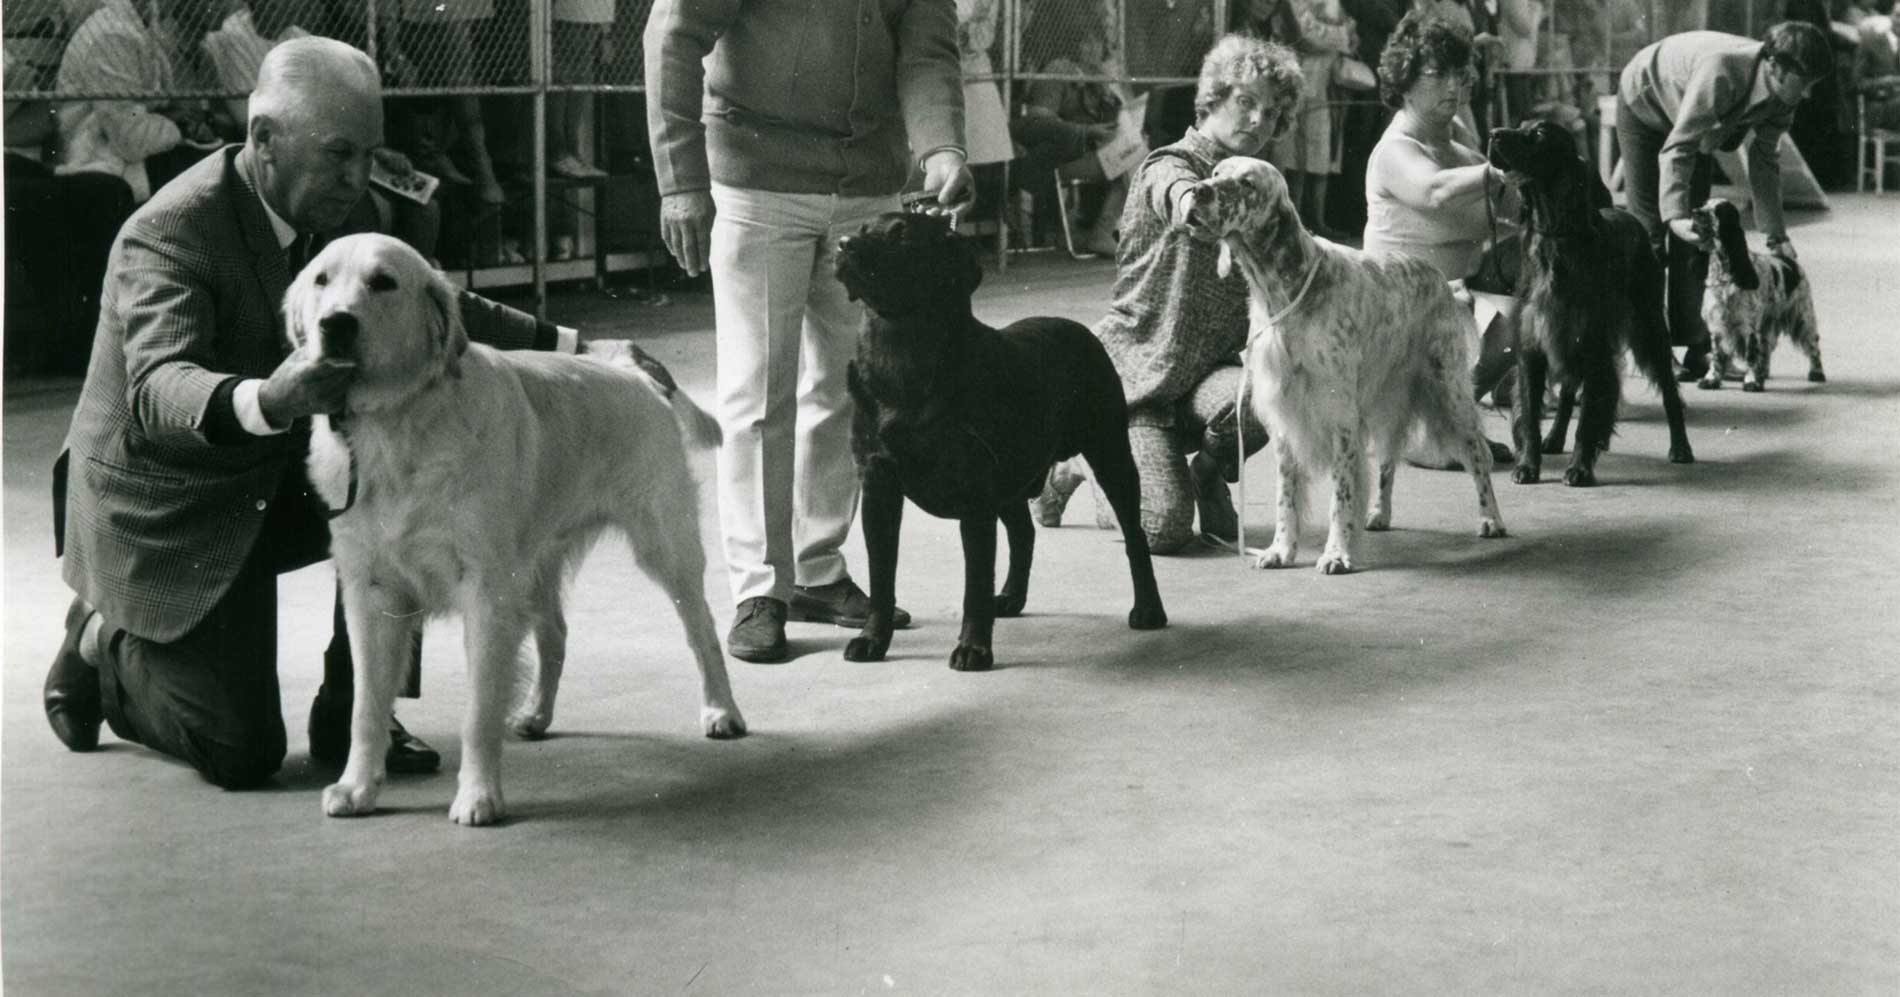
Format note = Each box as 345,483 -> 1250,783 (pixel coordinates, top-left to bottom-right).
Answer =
257,351 -> 357,428
1087,122 -> 1119,147
1768,237 -> 1797,260
920,149 -> 973,214
660,190 -> 716,278
1667,217 -> 1703,247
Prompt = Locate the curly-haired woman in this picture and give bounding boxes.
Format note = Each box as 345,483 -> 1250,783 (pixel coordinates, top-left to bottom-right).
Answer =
1364,9 -> 1519,459
1037,34 -> 1304,554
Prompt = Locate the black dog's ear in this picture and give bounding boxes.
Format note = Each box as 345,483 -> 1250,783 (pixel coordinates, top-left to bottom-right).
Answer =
1711,200 -> 1759,291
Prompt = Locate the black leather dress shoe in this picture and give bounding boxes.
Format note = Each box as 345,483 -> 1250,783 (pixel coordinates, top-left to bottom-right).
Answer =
44,598 -> 102,752
308,690 -> 442,774
787,579 -> 912,630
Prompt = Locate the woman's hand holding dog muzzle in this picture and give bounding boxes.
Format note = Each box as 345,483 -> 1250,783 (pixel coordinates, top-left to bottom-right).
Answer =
661,190 -> 716,278
258,352 -> 356,428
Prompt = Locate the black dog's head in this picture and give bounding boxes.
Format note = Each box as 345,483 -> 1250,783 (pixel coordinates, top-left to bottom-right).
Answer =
835,211 -> 983,318
1690,198 -> 1760,291
1487,119 -> 1579,188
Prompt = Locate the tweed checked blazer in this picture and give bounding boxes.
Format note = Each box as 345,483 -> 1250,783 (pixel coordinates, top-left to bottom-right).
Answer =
58,145 -> 544,642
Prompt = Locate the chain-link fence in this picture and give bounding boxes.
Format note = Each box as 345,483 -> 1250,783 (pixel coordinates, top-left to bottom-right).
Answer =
7,0 -> 1755,308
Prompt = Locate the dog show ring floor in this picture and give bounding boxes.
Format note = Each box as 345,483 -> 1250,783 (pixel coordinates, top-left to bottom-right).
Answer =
4,197 -> 1897,994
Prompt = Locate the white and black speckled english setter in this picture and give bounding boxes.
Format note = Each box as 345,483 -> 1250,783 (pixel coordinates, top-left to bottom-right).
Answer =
1691,198 -> 1825,392
1183,157 -> 1507,575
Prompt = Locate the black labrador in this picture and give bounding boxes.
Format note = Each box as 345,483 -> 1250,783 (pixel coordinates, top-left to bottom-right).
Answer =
835,211 -> 1166,671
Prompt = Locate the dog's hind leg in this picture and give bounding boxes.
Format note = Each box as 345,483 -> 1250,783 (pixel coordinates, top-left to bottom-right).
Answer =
1512,350 -> 1549,483
844,458 -> 904,662
1792,292 -> 1824,382
508,585 -> 567,741
1418,377 -> 1508,539
1317,427 -> 1366,575
1633,282 -> 1696,462
1367,458 -> 1397,532
322,579 -> 420,819
1082,436 -> 1167,629
1541,379 -> 1575,457
449,597 -> 534,826
627,508 -> 745,739
995,501 -> 1034,617
1255,435 -> 1303,568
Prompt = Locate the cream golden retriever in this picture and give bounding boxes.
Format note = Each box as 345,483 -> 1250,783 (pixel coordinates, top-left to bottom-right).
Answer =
286,233 -> 744,826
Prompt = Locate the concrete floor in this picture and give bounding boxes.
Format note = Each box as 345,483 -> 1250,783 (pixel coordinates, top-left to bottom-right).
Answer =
4,199 -> 1897,995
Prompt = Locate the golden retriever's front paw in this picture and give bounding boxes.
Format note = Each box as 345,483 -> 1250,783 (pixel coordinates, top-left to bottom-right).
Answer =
1251,544 -> 1296,569
507,705 -> 553,740
702,705 -> 747,739
322,778 -> 382,818
1316,550 -> 1355,575
448,784 -> 506,826
1479,517 -> 1507,538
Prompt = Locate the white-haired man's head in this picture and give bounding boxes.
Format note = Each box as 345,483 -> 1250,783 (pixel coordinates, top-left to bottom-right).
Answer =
248,37 -> 385,234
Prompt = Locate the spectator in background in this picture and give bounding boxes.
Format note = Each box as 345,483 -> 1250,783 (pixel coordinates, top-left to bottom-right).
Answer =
1332,0 -> 1405,237
1856,4 -> 1900,131
644,0 -> 970,663
1240,0 -> 1357,238
1777,0 -> 1857,189
548,0 -> 611,180
6,9 -> 136,375
1062,35 -> 1304,553
55,0 -> 194,202
1010,2 -> 1130,254
392,0 -> 506,205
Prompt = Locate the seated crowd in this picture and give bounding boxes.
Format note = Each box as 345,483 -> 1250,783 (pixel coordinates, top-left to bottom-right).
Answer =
8,0 -> 1873,797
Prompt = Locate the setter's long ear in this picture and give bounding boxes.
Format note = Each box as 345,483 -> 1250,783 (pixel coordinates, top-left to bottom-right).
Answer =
425,265 -> 470,378
1712,200 -> 1759,291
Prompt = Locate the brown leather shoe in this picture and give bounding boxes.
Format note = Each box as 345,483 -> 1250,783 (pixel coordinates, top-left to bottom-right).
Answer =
788,578 -> 911,629
728,596 -> 788,663
44,597 -> 102,752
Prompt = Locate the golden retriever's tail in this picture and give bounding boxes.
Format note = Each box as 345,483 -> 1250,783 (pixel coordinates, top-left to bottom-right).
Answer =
585,338 -> 723,449
667,389 -> 723,451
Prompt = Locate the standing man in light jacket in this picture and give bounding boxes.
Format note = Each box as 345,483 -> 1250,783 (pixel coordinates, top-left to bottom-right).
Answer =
1614,22 -> 1833,380
644,0 -> 971,663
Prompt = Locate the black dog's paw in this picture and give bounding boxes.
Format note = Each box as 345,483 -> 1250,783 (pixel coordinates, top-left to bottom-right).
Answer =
1128,602 -> 1168,630
993,590 -> 1027,617
1808,369 -> 1826,383
948,644 -> 994,672
1562,465 -> 1597,487
843,633 -> 891,662
1669,443 -> 1695,464
1539,433 -> 1567,455
1512,464 -> 1541,484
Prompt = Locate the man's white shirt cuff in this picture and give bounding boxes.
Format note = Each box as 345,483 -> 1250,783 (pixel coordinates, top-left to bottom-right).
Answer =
234,379 -> 287,436
557,325 -> 579,353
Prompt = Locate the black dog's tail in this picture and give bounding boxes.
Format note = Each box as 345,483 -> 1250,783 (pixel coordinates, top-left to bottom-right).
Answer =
1623,229 -> 1678,393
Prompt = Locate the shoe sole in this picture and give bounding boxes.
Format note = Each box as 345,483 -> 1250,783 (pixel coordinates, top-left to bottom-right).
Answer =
730,644 -> 789,663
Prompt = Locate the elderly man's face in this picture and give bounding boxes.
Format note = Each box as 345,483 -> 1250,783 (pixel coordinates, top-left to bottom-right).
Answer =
256,90 -> 383,234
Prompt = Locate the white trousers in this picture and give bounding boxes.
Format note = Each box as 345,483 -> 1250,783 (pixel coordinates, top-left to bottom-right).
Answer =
708,182 -> 897,605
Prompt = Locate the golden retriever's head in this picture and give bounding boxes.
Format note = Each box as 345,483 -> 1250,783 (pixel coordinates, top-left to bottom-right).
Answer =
283,233 -> 467,411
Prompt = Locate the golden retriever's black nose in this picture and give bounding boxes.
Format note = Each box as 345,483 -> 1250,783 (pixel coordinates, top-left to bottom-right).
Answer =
319,312 -> 359,355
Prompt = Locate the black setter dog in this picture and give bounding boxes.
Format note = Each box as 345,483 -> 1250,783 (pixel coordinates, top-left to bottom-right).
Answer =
834,211 -> 1167,672
1489,121 -> 1694,486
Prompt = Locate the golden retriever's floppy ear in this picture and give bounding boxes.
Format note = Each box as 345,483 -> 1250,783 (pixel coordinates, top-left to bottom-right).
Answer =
426,266 -> 470,378
1710,200 -> 1759,291
281,263 -> 315,355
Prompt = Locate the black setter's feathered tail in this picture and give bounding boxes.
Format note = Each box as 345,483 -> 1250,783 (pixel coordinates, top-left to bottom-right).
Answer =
1490,121 -> 1693,486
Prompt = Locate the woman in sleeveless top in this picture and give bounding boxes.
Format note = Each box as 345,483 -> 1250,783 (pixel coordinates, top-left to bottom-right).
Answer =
1364,9 -> 1520,456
